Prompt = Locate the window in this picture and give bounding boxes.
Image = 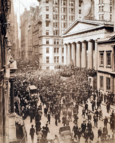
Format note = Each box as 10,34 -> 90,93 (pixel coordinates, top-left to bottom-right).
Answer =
46,30 -> 49,35
46,22 -> 49,27
53,30 -> 59,35
102,14 -> 104,20
54,39 -> 59,44
53,22 -> 58,28
106,77 -> 110,90
62,56 -> 64,63
61,15 -> 66,20
54,47 -> 59,53
99,14 -> 101,20
62,0 -> 66,6
100,76 -> 103,88
110,6 -> 112,13
53,14 -> 58,20
79,9 -> 81,14
110,0 -> 112,5
46,6 -> 49,11
53,7 -> 58,13
107,52 -> 111,66
61,23 -> 66,28
54,56 -> 59,63
62,48 -> 64,53
53,0 -> 58,4
46,67 -> 49,70
46,57 -> 49,63
46,39 -> 49,44
46,0 -> 49,3
110,15 -> 112,21
69,16 -> 75,21
102,6 -> 104,12
46,47 -> 49,53
100,52 -> 104,65
69,8 -> 74,13
69,0 -> 74,6
62,8 -> 66,13
46,14 -> 49,19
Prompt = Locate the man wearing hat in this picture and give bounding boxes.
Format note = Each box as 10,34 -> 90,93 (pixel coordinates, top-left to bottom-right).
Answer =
30,125 -> 35,143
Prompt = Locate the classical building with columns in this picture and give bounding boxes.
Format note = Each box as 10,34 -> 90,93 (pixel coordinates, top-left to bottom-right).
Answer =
62,19 -> 114,71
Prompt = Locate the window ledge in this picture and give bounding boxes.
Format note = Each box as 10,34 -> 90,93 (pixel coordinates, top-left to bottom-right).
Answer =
106,65 -> 111,68
99,65 -> 104,67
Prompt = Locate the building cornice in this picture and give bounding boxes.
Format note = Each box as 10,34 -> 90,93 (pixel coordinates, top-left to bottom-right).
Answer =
62,25 -> 113,38
97,70 -> 115,75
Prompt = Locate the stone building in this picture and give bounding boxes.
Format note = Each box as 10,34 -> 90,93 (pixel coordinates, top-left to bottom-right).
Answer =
27,7 -> 35,61
97,33 -> 115,94
20,9 -> 30,60
33,6 -> 39,62
62,19 -> 113,70
97,0 -> 115,94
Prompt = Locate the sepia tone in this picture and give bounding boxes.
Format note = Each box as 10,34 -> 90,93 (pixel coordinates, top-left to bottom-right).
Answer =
1,0 -> 115,143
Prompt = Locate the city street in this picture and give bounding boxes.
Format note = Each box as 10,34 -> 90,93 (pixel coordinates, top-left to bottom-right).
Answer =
25,97 -> 113,143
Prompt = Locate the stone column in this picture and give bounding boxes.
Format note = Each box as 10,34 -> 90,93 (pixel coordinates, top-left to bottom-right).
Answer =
88,40 -> 93,69
10,78 -> 15,113
82,41 -> 86,68
75,43 -> 77,67
72,43 -> 76,66
59,47 -> 62,64
67,44 -> 71,65
0,71 -> 4,143
64,44 -> 67,65
95,40 -> 98,70
77,42 -> 81,67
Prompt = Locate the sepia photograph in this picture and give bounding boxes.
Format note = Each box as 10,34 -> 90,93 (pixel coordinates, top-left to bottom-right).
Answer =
0,0 -> 115,143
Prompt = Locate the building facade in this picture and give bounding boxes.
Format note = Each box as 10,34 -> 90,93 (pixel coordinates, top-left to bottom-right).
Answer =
37,0 -> 114,70
20,9 -> 30,61
33,6 -> 39,62
62,19 -> 113,70
97,33 -> 115,94
27,7 -> 35,61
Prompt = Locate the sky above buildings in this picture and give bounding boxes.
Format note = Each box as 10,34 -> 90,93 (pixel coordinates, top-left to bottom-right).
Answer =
13,0 -> 39,38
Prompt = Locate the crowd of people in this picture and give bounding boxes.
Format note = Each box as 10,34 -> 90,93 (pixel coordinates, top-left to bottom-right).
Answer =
12,65 -> 115,143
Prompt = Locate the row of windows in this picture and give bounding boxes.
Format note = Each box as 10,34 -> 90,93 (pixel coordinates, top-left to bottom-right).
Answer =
99,14 -> 112,21
100,76 -> 110,90
46,39 -> 63,45
100,52 -> 111,66
99,6 -> 112,13
46,47 -> 64,53
46,56 -> 64,63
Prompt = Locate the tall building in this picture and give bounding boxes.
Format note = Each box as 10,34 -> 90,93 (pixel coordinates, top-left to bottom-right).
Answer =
20,9 -> 30,60
37,0 -> 114,70
33,6 -> 39,62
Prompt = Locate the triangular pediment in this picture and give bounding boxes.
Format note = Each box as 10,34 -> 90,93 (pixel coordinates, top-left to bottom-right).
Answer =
67,22 -> 96,34
63,19 -> 107,36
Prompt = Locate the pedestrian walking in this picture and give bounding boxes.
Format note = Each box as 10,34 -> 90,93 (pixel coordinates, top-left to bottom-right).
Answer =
30,125 -> 35,143
81,121 -> 86,134
89,130 -> 94,143
98,127 -> 102,142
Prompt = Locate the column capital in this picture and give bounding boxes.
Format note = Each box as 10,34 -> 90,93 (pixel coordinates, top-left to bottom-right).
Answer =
76,41 -> 81,44
82,40 -> 87,43
88,39 -> 94,42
